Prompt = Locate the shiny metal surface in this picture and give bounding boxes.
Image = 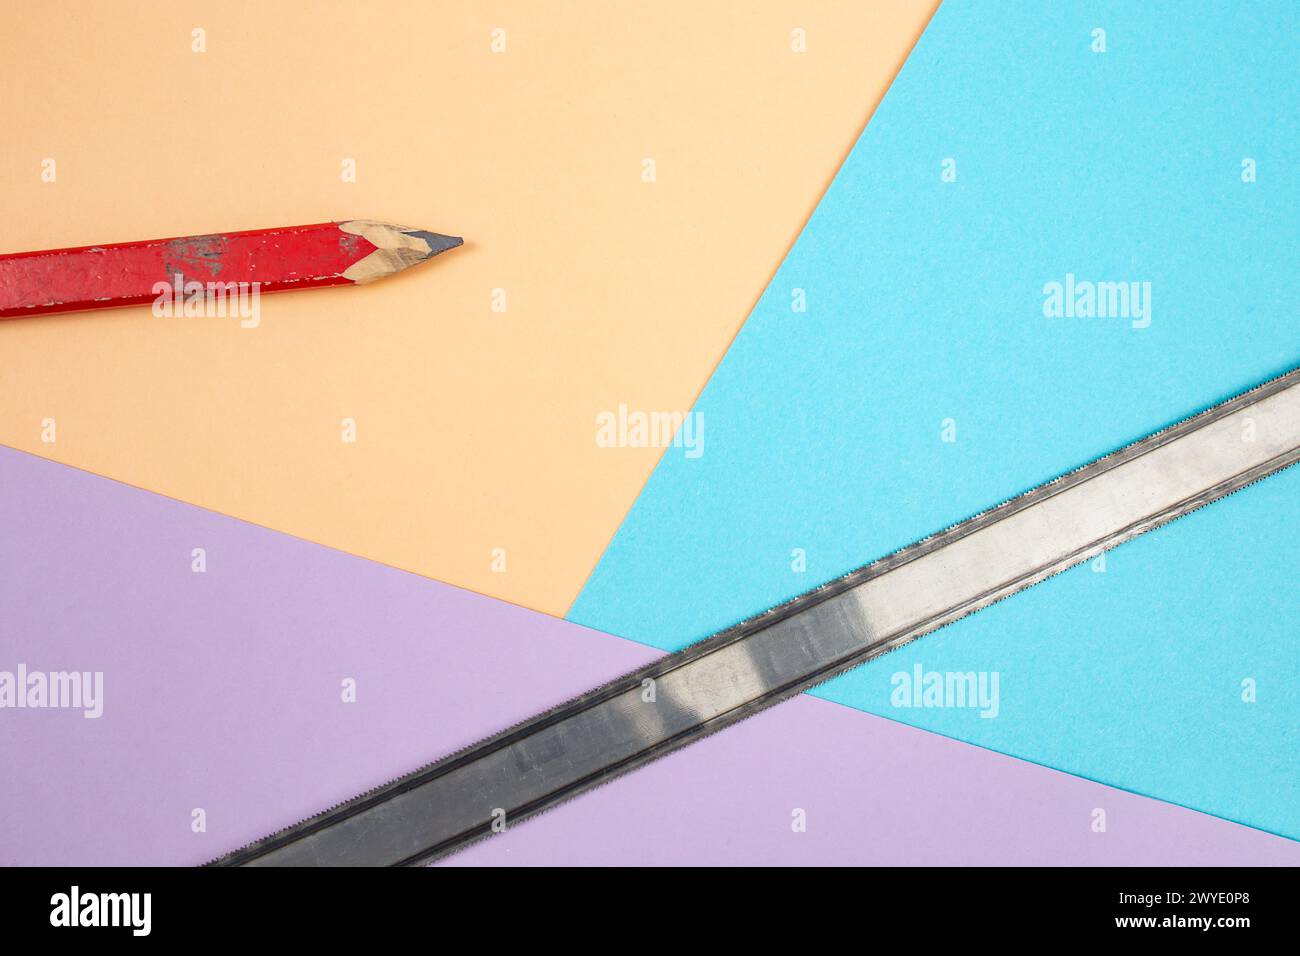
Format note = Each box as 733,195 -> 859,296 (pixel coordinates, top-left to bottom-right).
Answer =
211,368 -> 1300,866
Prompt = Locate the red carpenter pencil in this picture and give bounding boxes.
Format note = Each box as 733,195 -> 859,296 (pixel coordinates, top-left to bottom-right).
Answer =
0,220 -> 462,319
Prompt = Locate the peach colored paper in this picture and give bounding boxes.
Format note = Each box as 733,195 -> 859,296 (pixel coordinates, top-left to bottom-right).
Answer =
0,0 -> 938,615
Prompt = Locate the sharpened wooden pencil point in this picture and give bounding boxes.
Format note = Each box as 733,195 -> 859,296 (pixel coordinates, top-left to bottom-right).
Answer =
335,220 -> 463,284
0,220 -> 463,319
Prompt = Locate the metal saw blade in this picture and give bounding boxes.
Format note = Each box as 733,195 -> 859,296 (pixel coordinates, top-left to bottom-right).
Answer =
210,367 -> 1300,866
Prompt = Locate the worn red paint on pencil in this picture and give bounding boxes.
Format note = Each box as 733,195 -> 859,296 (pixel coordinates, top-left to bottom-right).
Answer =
0,220 -> 462,319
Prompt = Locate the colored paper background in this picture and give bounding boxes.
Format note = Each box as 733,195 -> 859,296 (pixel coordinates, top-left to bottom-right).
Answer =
2,0 -> 1295,863
569,0 -> 1300,838
0,0 -> 938,617
4,446 -> 1296,866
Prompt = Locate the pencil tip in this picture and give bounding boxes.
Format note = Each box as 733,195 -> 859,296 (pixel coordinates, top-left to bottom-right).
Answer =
404,230 -> 463,258
337,220 -> 463,283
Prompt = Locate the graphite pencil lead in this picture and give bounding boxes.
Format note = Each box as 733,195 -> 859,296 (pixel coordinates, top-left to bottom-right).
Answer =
404,230 -> 464,257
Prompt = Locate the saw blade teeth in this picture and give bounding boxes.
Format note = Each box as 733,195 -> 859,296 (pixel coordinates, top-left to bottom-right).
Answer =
206,366 -> 1300,868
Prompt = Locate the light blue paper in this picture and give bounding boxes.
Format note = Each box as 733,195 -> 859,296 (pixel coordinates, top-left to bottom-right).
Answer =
570,0 -> 1300,837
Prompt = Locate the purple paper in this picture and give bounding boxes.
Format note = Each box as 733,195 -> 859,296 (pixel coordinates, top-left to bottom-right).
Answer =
1,445 -> 1294,865
450,695 -> 1300,866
